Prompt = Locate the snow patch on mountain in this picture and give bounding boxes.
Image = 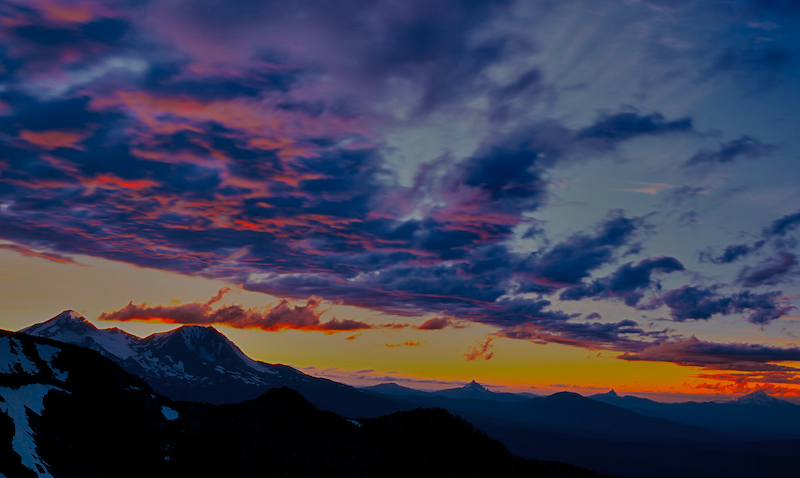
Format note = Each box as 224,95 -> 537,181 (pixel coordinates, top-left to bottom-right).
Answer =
0,336 -> 38,375
0,384 -> 64,478
35,344 -> 68,382
161,405 -> 179,421
233,347 -> 279,374
88,328 -> 137,359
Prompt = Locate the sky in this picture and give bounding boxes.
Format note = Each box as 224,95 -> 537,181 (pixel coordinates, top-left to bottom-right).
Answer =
2,0 -> 800,401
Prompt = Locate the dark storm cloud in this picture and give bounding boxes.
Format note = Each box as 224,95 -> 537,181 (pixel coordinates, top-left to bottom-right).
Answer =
684,135 -> 776,167
559,256 -> 685,306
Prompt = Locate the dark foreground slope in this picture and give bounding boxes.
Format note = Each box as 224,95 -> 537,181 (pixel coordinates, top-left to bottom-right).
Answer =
0,329 -> 606,478
364,388 -> 800,478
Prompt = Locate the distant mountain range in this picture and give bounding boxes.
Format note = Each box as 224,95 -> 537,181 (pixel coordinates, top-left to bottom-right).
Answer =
10,310 -> 800,478
361,380 -> 534,402
0,328 -> 607,478
588,388 -> 800,438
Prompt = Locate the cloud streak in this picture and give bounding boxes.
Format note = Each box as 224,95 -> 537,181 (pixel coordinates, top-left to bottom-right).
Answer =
97,289 -> 377,333
640,286 -> 795,325
619,336 -> 800,373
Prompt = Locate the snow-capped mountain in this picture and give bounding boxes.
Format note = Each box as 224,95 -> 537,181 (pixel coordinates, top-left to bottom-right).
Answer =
21,311 -> 300,398
20,311 -> 410,417
734,389 -> 792,406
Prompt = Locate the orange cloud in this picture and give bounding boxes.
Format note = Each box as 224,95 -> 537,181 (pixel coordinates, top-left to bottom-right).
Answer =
97,289 -> 380,333
20,129 -> 89,150
416,316 -> 467,330
385,340 -> 421,348
87,174 -> 160,190
464,336 -> 494,361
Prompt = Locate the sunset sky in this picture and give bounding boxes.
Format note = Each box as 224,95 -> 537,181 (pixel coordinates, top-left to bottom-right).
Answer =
2,0 -> 800,400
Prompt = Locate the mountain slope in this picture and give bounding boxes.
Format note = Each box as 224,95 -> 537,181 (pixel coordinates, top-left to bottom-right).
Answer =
21,311 -> 412,417
379,390 -> 729,444
1,328 -> 608,478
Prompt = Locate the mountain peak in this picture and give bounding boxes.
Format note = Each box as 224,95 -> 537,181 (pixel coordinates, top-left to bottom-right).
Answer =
147,324 -> 248,365
20,309 -> 96,336
154,324 -> 223,342
605,389 -> 619,397
176,324 -> 220,336
735,389 -> 787,406
54,310 -> 86,323
463,380 -> 488,392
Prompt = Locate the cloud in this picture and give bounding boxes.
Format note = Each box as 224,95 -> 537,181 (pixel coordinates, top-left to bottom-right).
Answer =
0,242 -> 84,266
640,285 -> 795,324
763,209 -> 800,238
528,212 -> 646,286
699,241 -> 766,264
416,316 -> 467,330
738,252 -> 798,287
619,336 -> 800,372
417,317 -> 451,330
574,111 -> 693,151
501,318 -> 670,352
684,135 -> 775,167
699,209 -> 800,265
464,336 -> 494,361
385,340 -> 421,348
97,289 -> 377,333
559,256 -> 685,306
0,0 -> 796,375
